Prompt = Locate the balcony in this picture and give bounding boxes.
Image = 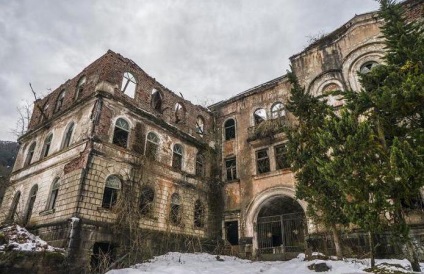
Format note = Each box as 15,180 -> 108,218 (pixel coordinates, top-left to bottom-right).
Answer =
247,117 -> 287,142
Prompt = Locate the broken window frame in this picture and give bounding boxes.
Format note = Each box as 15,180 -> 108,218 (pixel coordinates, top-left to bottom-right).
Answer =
256,148 -> 270,174
170,193 -> 181,225
75,76 -> 86,100
121,72 -> 137,98
253,108 -> 267,125
225,157 -> 237,181
102,175 -> 121,209
24,184 -> 38,226
40,102 -> 49,123
62,122 -> 74,149
112,118 -> 130,148
224,119 -> 236,141
172,144 -> 183,170
196,116 -> 205,136
145,132 -> 160,160
151,89 -> 163,112
24,142 -> 36,167
194,199 -> 205,228
8,191 -> 21,221
275,144 -> 290,170
41,134 -> 53,159
195,153 -> 204,177
271,102 -> 286,119
139,186 -> 155,216
174,103 -> 186,124
47,178 -> 60,210
55,90 -> 66,113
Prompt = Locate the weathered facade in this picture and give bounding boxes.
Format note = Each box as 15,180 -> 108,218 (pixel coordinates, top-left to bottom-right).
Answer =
0,0 -> 423,270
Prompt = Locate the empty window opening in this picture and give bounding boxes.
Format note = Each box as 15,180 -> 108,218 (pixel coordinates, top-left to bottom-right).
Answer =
174,103 -> 186,123
41,102 -> 49,123
121,72 -> 137,98
42,134 -> 53,158
170,193 -> 181,225
62,122 -> 74,149
55,90 -> 66,113
8,191 -> 21,221
322,83 -> 343,107
75,76 -> 86,100
254,108 -> 267,125
196,116 -> 205,136
24,185 -> 38,226
194,200 -> 205,228
360,61 -> 379,74
401,194 -> 423,210
24,142 -> 36,167
256,149 -> 270,174
225,221 -> 239,245
275,144 -> 290,170
224,119 -> 236,140
139,186 -> 155,216
90,242 -> 116,272
225,157 -> 237,181
172,144 -> 183,170
145,132 -> 159,160
151,89 -> 163,112
195,153 -> 204,177
47,178 -> 60,210
102,175 -> 121,209
113,118 -> 130,148
271,102 -> 286,119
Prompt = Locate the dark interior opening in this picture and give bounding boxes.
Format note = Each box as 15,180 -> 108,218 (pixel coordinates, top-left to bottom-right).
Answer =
225,221 -> 239,245
91,242 -> 115,272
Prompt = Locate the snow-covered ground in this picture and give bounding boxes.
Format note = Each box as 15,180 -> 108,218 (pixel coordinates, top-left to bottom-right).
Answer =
0,224 -> 64,253
107,252 -> 424,274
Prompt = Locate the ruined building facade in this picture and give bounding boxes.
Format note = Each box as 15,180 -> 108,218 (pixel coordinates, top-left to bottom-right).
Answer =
0,0 -> 423,268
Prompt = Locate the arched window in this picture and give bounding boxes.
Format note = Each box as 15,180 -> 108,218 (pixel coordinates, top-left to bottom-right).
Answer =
196,116 -> 205,136
174,103 -> 186,123
62,122 -> 74,149
113,118 -> 130,148
224,119 -> 235,140
271,102 -> 286,119
47,178 -> 60,210
55,90 -> 66,113
41,134 -> 53,158
24,185 -> 38,226
121,72 -> 137,98
172,144 -> 183,170
41,102 -> 49,123
75,76 -> 86,100
24,142 -> 36,167
102,175 -> 121,209
170,193 -> 181,225
151,89 -> 163,112
8,191 -> 21,221
145,132 -> 160,160
360,61 -> 379,74
321,83 -> 343,107
139,186 -> 155,216
195,153 -> 204,177
194,200 -> 205,228
253,108 -> 267,125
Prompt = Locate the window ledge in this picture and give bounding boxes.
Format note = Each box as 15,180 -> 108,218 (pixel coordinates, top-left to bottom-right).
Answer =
39,209 -> 55,216
225,178 -> 240,184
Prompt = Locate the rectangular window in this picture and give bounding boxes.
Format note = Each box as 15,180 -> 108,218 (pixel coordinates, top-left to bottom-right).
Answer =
256,149 -> 270,174
275,144 -> 290,170
225,157 -> 237,181
225,221 -> 239,245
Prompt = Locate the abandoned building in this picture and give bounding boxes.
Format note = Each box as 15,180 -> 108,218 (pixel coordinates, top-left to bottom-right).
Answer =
0,0 -> 423,269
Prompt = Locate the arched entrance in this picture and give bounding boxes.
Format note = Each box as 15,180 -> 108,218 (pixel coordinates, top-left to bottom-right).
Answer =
256,196 -> 306,256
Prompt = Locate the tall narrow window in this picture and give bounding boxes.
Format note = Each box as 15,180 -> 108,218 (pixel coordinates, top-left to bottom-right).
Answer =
47,178 -> 60,210
194,200 -> 204,228
151,89 -> 163,112
62,122 -> 74,149
195,153 -> 204,177
145,132 -> 160,160
76,76 -> 86,100
196,116 -> 205,136
24,142 -> 36,167
275,144 -> 290,170
41,134 -> 53,158
174,103 -> 186,123
24,185 -> 38,226
271,102 -> 285,119
253,108 -> 267,125
113,118 -> 130,148
170,193 -> 181,225
225,157 -> 237,181
8,191 -> 21,221
55,90 -> 66,113
139,186 -> 155,216
102,175 -> 121,209
41,102 -> 49,123
172,144 -> 183,170
256,149 -> 270,174
121,72 -> 137,98
224,119 -> 235,140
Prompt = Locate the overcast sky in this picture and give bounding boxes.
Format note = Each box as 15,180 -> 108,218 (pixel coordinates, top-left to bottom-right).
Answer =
0,0 -> 380,141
